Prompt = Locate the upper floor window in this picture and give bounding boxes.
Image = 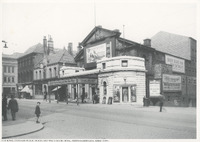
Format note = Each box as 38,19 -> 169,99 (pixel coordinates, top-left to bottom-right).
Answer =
54,67 -> 57,77
121,60 -> 128,67
4,77 -> 7,83
4,66 -> 6,73
102,63 -> 106,69
62,70 -> 64,76
12,67 -> 14,73
49,68 -> 52,78
8,77 -> 10,82
8,66 -> 10,73
12,77 -> 15,83
35,71 -> 38,80
39,71 -> 42,79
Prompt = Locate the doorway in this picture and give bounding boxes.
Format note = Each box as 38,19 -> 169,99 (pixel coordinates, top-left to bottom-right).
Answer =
122,87 -> 129,103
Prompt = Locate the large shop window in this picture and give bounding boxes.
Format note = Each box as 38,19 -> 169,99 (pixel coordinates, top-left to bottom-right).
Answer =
103,81 -> 107,95
131,86 -> 136,102
113,86 -> 120,103
122,87 -> 129,102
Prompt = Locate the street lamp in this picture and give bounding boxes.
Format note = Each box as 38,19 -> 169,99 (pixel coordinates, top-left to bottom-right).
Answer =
2,40 -> 8,48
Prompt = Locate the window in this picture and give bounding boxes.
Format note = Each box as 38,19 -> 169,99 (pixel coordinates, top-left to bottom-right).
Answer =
121,60 -> 128,67
75,70 -> 79,72
8,66 -> 10,73
102,63 -> 106,69
103,81 -> 107,95
12,77 -> 14,83
4,77 -> 7,83
36,71 -> 38,80
62,70 -> 64,76
49,68 -> 52,78
12,67 -> 14,73
106,43 -> 111,58
54,67 -> 57,77
8,77 -> 10,82
4,66 -> 6,73
39,71 -> 41,79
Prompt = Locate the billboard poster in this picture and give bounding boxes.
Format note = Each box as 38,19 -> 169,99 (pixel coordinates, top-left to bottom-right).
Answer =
165,55 -> 185,73
86,43 -> 106,63
162,74 -> 181,91
149,80 -> 160,96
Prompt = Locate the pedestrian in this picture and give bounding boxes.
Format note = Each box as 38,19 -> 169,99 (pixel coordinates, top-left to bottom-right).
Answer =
57,93 -> 60,104
43,91 -> 47,101
92,93 -> 95,104
35,102 -> 41,123
81,93 -> 85,103
2,94 -> 8,121
159,95 -> 165,112
8,95 -> 19,121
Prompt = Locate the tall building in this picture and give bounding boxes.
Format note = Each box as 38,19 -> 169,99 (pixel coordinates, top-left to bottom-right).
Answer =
2,54 -> 18,97
151,31 -> 196,107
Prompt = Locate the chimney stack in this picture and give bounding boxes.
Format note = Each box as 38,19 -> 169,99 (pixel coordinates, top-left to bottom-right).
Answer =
143,39 -> 151,47
68,42 -> 73,56
47,35 -> 54,55
43,36 -> 47,55
77,42 -> 82,52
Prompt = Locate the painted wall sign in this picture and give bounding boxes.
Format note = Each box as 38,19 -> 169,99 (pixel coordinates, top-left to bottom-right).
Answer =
165,55 -> 185,73
48,78 -> 97,86
149,80 -> 160,96
86,43 -> 106,63
162,74 -> 181,91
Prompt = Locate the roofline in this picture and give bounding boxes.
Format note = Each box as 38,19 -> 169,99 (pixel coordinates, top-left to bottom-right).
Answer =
18,52 -> 43,60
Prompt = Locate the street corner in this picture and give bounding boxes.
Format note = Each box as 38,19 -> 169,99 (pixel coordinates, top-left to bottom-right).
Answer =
2,119 -> 44,139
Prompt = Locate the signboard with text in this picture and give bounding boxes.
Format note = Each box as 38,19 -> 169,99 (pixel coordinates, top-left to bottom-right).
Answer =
149,80 -> 160,96
162,74 -> 181,91
165,55 -> 185,73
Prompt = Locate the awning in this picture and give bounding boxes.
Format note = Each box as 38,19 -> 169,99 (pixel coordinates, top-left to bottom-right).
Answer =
20,85 -> 32,93
52,86 -> 61,92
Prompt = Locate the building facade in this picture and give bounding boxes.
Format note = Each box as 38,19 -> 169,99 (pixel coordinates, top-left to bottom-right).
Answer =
2,55 -> 18,97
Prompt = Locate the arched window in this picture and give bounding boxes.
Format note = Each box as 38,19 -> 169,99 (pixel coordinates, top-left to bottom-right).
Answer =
36,71 -> 38,80
39,70 -> 41,79
49,68 -> 52,78
103,81 -> 107,96
54,67 -> 57,77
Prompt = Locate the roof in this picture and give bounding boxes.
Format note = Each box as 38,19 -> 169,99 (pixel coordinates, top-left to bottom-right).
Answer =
47,48 -> 76,65
24,43 -> 44,54
151,31 -> 192,60
81,26 -> 121,46
118,37 -> 155,51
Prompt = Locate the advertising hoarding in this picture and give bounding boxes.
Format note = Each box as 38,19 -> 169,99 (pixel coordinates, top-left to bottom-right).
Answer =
162,74 -> 181,91
165,55 -> 185,73
149,80 -> 160,96
86,43 -> 106,63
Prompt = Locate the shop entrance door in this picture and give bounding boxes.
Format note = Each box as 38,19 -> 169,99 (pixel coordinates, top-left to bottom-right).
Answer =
122,87 -> 129,103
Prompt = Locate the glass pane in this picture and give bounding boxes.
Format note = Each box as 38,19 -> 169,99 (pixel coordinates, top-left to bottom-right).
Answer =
113,86 -> 120,103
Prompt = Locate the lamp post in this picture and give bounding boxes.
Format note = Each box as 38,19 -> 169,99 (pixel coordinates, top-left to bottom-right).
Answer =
2,40 -> 8,48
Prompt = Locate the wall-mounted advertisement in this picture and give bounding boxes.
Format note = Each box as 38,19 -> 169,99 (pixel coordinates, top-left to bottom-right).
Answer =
149,80 -> 160,96
113,86 -> 120,102
86,43 -> 106,63
162,74 -> 181,91
165,55 -> 185,73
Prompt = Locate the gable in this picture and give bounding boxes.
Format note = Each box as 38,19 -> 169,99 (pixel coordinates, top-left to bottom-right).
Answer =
81,26 -> 121,46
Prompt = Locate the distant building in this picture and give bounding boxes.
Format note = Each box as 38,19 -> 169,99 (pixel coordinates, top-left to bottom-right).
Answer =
2,55 -> 18,97
151,31 -> 196,107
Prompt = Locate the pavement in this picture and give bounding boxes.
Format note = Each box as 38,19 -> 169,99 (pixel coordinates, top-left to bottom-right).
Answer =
2,98 -> 196,139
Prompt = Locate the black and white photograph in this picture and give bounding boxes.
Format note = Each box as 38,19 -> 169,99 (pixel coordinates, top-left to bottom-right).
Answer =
1,0 -> 198,141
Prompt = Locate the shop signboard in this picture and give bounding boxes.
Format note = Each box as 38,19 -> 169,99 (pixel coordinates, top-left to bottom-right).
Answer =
162,74 -> 181,91
165,55 -> 185,73
149,80 -> 160,96
86,43 -> 106,63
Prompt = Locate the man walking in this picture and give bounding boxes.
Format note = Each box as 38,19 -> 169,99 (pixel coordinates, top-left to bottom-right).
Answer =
8,95 -> 19,120
35,102 -> 41,123
2,94 -> 8,121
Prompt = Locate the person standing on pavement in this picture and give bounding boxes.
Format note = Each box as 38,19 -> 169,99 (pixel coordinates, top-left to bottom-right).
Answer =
2,94 -> 8,121
35,102 -> 41,123
159,95 -> 165,112
8,95 -> 19,121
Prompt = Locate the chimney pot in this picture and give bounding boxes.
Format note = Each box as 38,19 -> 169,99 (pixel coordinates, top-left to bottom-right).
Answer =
143,39 -> 151,47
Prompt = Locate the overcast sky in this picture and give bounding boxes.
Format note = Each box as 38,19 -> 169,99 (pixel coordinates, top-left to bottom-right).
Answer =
1,0 -> 198,55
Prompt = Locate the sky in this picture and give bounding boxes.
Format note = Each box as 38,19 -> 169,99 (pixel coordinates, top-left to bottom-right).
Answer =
1,0 -> 198,55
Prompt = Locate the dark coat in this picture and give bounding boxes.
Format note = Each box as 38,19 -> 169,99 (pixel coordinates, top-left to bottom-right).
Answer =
35,105 -> 41,115
2,97 -> 7,115
8,99 -> 18,112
